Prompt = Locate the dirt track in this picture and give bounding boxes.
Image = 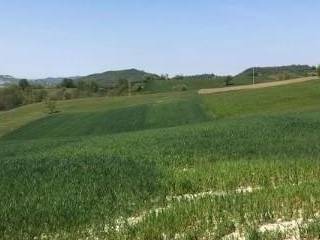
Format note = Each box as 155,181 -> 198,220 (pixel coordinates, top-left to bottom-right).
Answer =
198,76 -> 319,95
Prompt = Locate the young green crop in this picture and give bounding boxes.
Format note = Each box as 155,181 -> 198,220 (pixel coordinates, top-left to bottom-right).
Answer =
2,109 -> 320,239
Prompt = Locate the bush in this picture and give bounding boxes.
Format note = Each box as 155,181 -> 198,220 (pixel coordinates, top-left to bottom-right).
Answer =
173,84 -> 188,91
0,86 -> 24,110
33,89 -> 48,103
44,98 -> 58,114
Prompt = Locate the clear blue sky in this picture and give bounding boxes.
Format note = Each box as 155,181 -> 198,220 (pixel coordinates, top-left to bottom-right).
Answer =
0,0 -> 319,78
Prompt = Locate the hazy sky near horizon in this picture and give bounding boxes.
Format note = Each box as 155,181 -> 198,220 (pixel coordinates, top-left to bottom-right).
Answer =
1,0 -> 319,78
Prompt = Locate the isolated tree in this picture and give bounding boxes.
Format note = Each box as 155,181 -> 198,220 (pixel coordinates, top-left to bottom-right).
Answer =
18,79 -> 30,90
45,98 -> 58,114
225,76 -> 233,86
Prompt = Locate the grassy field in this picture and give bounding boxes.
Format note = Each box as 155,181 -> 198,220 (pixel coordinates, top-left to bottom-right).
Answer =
0,91 -> 193,138
143,78 -> 227,93
1,79 -> 320,239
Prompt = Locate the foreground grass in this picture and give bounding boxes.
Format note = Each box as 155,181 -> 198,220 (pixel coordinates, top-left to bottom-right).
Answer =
203,79 -> 320,118
1,109 -> 320,239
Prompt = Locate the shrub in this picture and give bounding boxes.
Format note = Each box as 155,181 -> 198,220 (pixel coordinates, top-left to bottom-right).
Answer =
33,89 -> 48,103
0,86 -> 24,110
173,84 -> 188,91
44,98 -> 58,114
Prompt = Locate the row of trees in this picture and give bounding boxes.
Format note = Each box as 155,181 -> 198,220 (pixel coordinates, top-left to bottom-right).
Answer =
0,78 -> 104,111
0,76 -> 131,111
0,81 -> 48,111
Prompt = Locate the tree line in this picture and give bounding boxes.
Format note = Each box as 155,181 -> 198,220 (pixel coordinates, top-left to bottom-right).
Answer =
0,78 -> 104,111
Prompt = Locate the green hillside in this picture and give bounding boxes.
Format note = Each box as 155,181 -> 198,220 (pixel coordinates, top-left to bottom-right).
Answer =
143,65 -> 317,93
3,98 -> 210,140
143,75 -> 227,93
233,65 -> 316,85
1,79 -> 320,239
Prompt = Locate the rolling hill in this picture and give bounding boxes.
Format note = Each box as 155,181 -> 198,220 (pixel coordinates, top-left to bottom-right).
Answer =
0,75 -> 19,86
143,65 -> 318,93
233,64 -> 316,85
1,79 -> 320,239
77,68 -> 159,88
1,78 -> 320,239
1,64 -> 316,91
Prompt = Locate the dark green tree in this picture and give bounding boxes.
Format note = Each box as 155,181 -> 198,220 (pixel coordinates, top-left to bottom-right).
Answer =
60,78 -> 75,88
225,76 -> 233,86
18,79 -> 30,90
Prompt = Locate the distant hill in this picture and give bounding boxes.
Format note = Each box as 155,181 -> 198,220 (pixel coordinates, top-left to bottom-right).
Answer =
1,65 -> 317,89
0,75 -> 19,86
77,69 -> 159,88
32,76 -> 81,87
0,75 -> 81,87
234,65 -> 316,85
0,69 -> 156,88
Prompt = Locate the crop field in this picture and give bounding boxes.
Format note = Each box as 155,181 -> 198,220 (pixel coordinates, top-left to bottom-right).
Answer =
1,80 -> 320,239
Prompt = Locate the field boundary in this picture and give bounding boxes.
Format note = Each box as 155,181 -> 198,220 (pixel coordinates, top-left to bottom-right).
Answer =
198,76 -> 319,95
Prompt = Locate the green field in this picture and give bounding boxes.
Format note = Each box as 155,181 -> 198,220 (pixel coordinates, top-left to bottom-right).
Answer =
1,80 -> 320,239
143,78 -> 227,93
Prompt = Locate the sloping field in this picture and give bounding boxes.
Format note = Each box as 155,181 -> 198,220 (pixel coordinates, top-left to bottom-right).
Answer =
199,76 -> 318,95
0,91 -> 193,138
3,99 -> 210,140
1,79 -> 320,239
203,78 -> 320,118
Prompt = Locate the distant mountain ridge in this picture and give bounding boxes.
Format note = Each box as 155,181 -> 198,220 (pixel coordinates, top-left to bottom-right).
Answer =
0,65 -> 317,87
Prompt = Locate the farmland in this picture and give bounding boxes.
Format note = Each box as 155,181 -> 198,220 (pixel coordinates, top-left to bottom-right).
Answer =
1,79 -> 320,239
